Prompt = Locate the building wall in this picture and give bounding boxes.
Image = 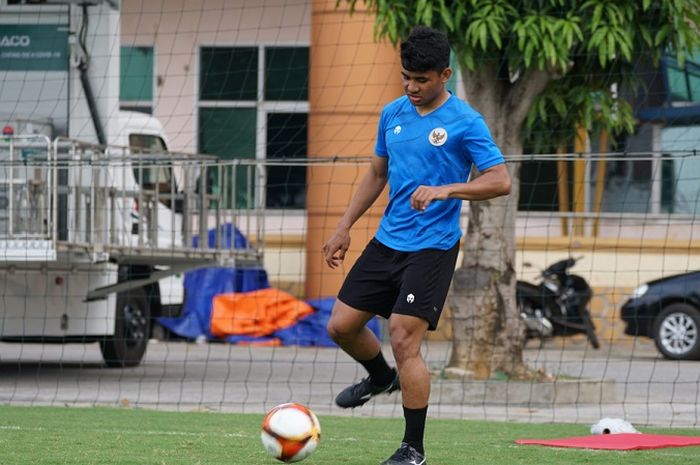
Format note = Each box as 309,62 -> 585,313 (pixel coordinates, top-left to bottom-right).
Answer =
121,0 -> 311,153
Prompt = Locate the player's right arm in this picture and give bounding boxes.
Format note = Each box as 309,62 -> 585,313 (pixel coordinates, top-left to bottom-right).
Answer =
322,155 -> 388,268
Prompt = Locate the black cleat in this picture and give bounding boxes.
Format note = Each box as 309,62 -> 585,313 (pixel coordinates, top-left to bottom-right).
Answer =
335,369 -> 400,408
380,443 -> 427,465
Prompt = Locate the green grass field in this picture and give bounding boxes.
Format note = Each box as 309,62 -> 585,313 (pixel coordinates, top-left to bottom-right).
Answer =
0,405 -> 697,464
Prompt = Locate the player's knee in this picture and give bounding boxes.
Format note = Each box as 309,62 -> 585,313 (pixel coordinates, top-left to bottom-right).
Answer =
389,329 -> 420,364
326,320 -> 340,341
326,319 -> 353,343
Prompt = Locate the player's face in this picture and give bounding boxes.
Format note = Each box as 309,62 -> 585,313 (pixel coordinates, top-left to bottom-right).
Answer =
401,67 -> 452,110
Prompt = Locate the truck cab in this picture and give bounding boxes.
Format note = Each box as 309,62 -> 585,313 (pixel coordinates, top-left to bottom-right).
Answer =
118,111 -> 186,318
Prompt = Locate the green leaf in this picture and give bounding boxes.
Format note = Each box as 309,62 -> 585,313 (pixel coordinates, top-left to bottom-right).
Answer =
638,25 -> 653,47
523,41 -> 534,67
552,96 -> 567,117
464,51 -> 475,71
654,25 -> 671,47
425,3 -> 434,25
439,0 -> 454,31
543,39 -> 555,65
454,3 -> 466,26
487,17 -> 502,49
479,20 -> 488,50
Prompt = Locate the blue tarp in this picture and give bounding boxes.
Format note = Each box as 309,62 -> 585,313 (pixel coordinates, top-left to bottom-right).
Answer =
193,223 -> 249,250
158,223 -> 383,346
273,297 -> 382,347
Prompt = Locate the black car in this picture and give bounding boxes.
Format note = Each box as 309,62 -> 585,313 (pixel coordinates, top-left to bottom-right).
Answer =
621,270 -> 700,360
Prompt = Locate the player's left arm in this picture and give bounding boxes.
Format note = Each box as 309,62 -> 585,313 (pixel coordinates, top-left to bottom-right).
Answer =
410,163 -> 511,211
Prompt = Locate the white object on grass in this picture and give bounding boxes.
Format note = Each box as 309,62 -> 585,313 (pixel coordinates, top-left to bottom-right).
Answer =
591,418 -> 640,435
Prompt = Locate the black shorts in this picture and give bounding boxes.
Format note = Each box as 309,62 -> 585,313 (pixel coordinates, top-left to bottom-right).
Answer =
337,238 -> 459,330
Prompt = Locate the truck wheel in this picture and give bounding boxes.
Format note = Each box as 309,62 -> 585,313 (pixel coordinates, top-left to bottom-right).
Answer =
100,287 -> 150,367
653,303 -> 700,360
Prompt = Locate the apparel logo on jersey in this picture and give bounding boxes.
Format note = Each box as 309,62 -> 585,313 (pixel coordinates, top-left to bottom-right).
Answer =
429,127 -> 447,146
407,293 -> 415,303
394,125 -> 402,135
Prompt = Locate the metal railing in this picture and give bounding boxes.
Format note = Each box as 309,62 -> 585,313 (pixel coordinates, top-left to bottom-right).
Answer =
0,135 -> 56,260
1,137 -> 264,268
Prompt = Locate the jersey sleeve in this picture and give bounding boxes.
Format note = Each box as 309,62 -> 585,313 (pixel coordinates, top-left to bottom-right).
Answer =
374,108 -> 389,157
462,116 -> 505,171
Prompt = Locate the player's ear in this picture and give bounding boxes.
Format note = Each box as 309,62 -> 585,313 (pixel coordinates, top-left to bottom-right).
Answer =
440,67 -> 452,83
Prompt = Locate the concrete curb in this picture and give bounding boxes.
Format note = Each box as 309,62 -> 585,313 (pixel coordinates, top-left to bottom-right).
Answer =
375,378 -> 617,405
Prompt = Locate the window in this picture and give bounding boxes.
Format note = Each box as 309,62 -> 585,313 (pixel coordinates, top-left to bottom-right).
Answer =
129,134 -> 167,153
665,50 -> 700,104
518,160 -> 566,212
590,126 -> 656,214
266,113 -> 307,208
121,46 -> 154,111
518,126 -> 685,216
660,125 -> 700,215
574,125 -> 699,216
199,45 -> 309,209
597,158 -> 653,213
265,47 -> 308,101
667,66 -> 690,101
129,134 -> 176,208
200,47 -> 258,101
198,108 -> 257,209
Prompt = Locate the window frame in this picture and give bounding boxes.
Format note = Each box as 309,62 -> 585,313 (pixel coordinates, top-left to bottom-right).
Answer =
196,43 -> 310,212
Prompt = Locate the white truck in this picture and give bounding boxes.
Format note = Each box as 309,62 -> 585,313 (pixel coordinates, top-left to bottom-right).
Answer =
0,1 -> 261,366
0,112 -> 261,367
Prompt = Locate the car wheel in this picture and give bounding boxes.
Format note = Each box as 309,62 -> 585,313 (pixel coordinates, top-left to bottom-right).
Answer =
100,287 -> 150,367
652,303 -> 700,360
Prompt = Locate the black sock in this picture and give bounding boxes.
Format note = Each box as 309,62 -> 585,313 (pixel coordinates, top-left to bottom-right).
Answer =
357,352 -> 394,386
402,405 -> 427,455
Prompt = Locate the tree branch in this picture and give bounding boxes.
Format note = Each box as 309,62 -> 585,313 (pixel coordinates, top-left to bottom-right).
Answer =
461,61 -> 505,123
506,68 -> 553,129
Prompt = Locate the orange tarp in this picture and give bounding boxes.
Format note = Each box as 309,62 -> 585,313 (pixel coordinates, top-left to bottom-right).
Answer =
210,288 -> 315,338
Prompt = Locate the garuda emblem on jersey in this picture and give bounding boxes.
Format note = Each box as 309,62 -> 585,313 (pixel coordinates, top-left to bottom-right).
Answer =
429,127 -> 447,146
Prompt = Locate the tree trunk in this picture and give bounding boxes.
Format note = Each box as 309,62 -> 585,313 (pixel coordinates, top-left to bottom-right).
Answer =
446,64 -> 552,380
446,137 -> 525,379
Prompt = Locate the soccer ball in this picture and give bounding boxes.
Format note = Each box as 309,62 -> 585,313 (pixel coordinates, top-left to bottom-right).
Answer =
260,403 -> 321,462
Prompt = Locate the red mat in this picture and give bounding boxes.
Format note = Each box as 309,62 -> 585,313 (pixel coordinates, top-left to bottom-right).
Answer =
516,433 -> 700,450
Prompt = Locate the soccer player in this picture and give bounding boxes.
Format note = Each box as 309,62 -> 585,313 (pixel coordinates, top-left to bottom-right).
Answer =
323,26 -> 511,465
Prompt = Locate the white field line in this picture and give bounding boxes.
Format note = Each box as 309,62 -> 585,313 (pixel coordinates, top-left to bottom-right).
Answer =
0,424 -> 370,442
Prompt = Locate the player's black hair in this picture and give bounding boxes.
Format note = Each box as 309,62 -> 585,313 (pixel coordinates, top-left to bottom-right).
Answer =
400,26 -> 450,73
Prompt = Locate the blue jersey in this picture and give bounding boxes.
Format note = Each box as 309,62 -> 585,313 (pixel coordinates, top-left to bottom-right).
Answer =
374,94 -> 504,251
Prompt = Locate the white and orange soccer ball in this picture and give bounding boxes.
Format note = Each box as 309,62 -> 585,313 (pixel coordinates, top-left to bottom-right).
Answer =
260,403 -> 321,462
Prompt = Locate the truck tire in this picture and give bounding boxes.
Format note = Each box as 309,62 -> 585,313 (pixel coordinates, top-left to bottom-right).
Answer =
100,287 -> 150,367
653,303 -> 700,360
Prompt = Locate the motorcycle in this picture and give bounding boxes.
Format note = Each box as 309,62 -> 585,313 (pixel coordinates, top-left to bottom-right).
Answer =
517,257 -> 600,349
